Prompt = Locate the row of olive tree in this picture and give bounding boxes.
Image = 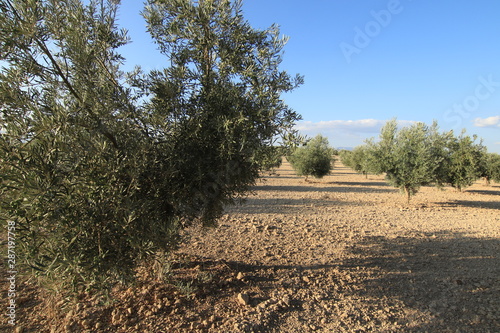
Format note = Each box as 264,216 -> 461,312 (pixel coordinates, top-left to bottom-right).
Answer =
0,0 -> 302,293
339,145 -> 373,179
340,120 -> 498,203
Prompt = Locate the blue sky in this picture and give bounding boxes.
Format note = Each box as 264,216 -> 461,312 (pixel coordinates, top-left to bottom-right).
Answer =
117,1 -> 500,153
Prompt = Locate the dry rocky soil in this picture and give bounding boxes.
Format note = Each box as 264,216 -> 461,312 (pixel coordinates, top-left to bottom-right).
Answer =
2,161 -> 500,332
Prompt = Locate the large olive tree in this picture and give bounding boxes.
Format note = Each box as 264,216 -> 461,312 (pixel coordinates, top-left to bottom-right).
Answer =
0,0 -> 302,292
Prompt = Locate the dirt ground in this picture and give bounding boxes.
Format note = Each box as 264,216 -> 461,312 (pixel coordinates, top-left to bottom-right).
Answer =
3,161 -> 500,332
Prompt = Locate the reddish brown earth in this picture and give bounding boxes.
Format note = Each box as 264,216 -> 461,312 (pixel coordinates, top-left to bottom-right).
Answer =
2,161 -> 499,332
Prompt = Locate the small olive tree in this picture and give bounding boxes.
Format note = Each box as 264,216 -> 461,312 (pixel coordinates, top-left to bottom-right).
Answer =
339,149 -> 353,167
288,134 -> 334,180
386,122 -> 439,203
364,119 -> 398,176
438,132 -> 486,191
366,120 -> 443,203
347,145 -> 373,178
365,120 -> 487,201
480,153 -> 500,184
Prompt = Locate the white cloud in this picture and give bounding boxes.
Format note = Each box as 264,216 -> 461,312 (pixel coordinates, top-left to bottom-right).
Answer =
293,118 -> 419,148
295,119 -> 417,133
473,116 -> 500,128
295,119 -> 383,132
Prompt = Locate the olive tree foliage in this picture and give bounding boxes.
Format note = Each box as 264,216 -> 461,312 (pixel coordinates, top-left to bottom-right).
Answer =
339,146 -> 372,178
0,0 -> 145,291
363,120 -> 445,203
141,0 -> 302,215
480,153 -> 500,184
359,120 -> 487,202
439,132 -> 486,191
425,124 -> 455,187
375,119 -> 438,202
0,0 -> 302,292
389,122 -> 442,202
364,119 -> 398,176
288,134 -> 334,180
339,149 -> 352,164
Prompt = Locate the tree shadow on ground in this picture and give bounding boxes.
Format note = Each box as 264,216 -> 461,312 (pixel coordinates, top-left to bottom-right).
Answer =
166,254 -> 337,331
260,175 -> 300,179
341,231 -> 500,332
328,180 -> 390,187
226,198 -> 362,214
176,231 -> 499,332
252,185 -> 396,194
437,200 -> 500,210
466,189 -> 500,196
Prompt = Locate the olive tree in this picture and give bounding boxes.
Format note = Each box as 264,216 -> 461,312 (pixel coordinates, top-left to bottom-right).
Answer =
288,134 -> 334,180
480,153 -> 500,184
0,0 -> 302,292
387,122 -> 440,203
439,132 -> 486,191
366,120 -> 487,200
339,149 -> 353,167
364,119 -> 398,176
346,145 -> 373,178
366,120 -> 443,203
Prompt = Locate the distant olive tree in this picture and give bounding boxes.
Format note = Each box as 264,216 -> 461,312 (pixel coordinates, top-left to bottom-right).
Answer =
0,0 -> 302,292
339,149 -> 353,167
348,145 -> 373,178
364,120 -> 487,201
288,134 -> 334,180
365,120 -> 446,203
439,132 -> 486,191
364,119 -> 398,176
386,121 -> 439,203
426,125 -> 455,187
480,153 -> 500,184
